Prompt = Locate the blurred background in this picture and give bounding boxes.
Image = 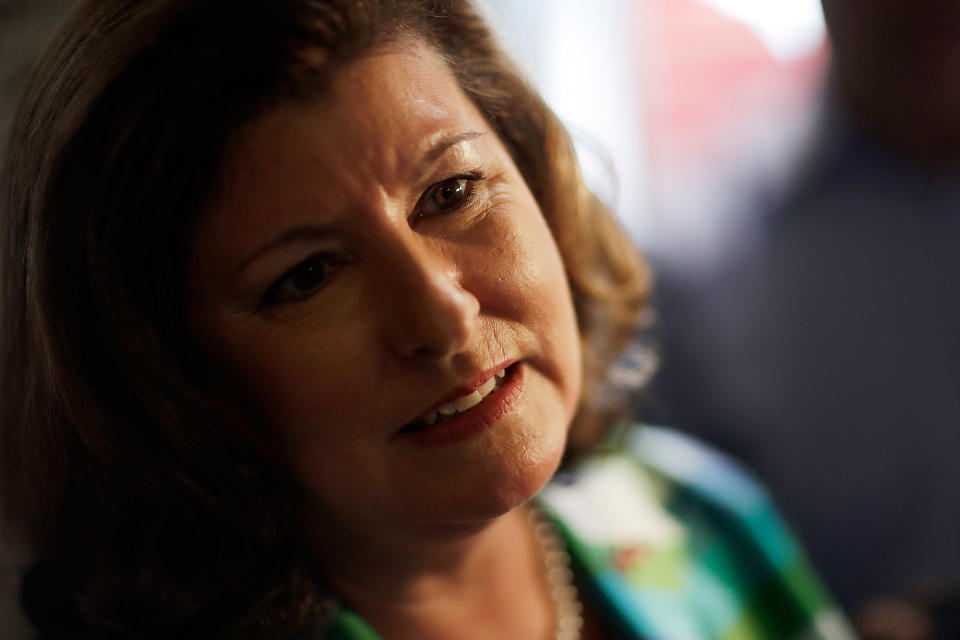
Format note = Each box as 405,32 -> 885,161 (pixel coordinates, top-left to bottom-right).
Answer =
486,0 -> 828,248
0,0 -> 829,248
3,1 -> 959,639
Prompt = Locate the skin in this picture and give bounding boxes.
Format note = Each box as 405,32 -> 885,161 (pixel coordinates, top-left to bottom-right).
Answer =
187,42 -> 582,637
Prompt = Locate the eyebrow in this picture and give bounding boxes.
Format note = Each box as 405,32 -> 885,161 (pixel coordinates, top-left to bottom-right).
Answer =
417,130 -> 485,174
233,130 -> 486,278
232,225 -> 337,279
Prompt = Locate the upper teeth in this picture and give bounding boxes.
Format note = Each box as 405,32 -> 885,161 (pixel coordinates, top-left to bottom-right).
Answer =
422,368 -> 506,425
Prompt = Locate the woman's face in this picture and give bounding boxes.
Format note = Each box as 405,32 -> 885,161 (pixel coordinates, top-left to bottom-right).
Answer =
187,43 -> 581,544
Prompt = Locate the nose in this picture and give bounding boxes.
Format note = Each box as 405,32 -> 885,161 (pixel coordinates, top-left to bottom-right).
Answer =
376,238 -> 480,360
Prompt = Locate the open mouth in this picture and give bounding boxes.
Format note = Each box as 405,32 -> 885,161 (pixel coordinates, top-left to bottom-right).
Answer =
399,363 -> 516,434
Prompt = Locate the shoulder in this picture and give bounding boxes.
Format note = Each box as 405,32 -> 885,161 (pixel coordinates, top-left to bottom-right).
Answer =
625,425 -> 771,516
541,425 -> 855,639
543,424 -> 788,554
544,423 -> 831,596
623,424 -> 804,569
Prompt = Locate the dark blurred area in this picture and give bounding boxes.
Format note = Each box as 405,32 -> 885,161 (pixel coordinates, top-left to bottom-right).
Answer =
1,3 -> 77,637
647,1 -> 960,638
0,1 -> 75,150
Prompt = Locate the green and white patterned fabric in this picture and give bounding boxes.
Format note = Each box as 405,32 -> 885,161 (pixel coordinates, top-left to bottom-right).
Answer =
322,425 -> 856,640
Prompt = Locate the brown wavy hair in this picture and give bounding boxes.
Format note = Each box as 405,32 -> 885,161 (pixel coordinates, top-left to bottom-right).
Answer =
0,0 -> 649,636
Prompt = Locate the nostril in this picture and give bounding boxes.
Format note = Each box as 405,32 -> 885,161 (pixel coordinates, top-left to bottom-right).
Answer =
378,241 -> 480,359
385,288 -> 478,360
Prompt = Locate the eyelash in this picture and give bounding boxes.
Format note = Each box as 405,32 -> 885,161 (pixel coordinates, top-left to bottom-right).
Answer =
262,171 -> 486,307
417,171 -> 485,219
261,253 -> 344,306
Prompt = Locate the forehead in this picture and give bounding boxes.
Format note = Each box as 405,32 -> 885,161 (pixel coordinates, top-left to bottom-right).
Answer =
218,42 -> 487,206
194,41 -> 496,269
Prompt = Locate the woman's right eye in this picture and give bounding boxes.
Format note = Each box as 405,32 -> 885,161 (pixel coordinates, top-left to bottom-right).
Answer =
264,254 -> 339,304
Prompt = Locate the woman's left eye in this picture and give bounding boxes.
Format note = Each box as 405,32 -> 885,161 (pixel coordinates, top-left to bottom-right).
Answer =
422,175 -> 479,216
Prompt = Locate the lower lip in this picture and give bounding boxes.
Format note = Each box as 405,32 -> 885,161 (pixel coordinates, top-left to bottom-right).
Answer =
396,363 -> 524,448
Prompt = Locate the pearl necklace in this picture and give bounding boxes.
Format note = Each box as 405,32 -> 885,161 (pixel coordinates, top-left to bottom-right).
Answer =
527,504 -> 584,640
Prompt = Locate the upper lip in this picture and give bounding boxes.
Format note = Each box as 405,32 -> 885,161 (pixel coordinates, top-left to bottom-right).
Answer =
408,359 -> 516,423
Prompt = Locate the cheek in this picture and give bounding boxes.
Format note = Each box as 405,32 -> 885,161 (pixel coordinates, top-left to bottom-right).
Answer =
207,323 -> 400,510
482,209 -> 582,415
198,316 -> 376,448
534,248 -> 582,419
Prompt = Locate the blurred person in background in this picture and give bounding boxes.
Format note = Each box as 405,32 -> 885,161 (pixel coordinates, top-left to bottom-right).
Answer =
648,1 -> 960,638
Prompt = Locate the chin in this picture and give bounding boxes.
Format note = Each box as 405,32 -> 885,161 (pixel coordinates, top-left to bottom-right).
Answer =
444,417 -> 570,522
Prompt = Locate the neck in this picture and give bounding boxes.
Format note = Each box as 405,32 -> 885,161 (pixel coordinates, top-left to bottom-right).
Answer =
312,506 -> 555,640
